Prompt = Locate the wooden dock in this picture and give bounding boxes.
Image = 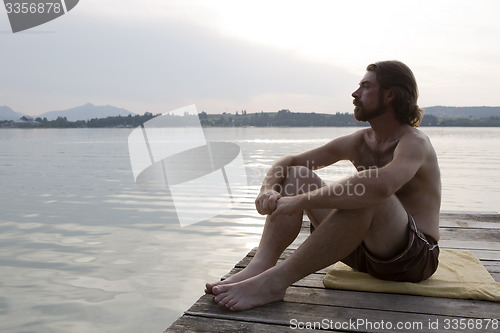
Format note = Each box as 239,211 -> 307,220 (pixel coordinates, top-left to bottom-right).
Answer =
165,212 -> 500,332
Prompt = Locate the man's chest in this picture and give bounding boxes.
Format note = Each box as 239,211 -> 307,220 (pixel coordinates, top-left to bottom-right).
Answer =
353,141 -> 396,169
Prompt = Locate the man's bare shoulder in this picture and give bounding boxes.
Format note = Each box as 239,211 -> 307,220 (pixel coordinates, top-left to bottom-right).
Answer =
321,128 -> 366,147
331,128 -> 367,150
309,128 -> 367,164
398,128 -> 434,151
345,127 -> 370,142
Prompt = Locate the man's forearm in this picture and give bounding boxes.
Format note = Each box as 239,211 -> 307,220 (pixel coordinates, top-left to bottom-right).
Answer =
298,169 -> 389,210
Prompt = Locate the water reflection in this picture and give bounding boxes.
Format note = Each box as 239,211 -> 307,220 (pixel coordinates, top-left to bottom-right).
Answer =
0,127 -> 499,332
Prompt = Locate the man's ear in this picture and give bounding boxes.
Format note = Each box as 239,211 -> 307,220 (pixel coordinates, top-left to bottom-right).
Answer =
384,88 -> 395,105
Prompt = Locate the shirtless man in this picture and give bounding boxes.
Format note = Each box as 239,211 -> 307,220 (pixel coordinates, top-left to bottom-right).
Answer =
206,60 -> 441,311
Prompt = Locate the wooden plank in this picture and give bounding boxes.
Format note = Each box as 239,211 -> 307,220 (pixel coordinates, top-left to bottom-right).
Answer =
439,240 -> 500,251
442,249 -> 500,261
282,286 -> 500,319
482,261 -> 500,281
439,227 -> 500,242
483,261 -> 500,273
164,314 -> 323,332
439,212 -> 500,223
490,272 -> 500,282
440,220 -> 500,230
184,294 -> 496,333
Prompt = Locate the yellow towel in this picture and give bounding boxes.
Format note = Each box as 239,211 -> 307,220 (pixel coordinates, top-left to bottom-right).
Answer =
323,249 -> 500,302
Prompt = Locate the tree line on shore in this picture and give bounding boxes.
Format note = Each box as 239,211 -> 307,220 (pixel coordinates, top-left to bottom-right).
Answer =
3,109 -> 500,128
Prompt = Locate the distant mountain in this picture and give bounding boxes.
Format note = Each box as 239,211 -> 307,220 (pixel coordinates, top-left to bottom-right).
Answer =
424,106 -> 500,118
38,103 -> 136,121
0,106 -> 26,120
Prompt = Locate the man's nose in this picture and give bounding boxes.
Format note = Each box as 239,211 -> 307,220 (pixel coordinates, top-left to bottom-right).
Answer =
352,88 -> 360,98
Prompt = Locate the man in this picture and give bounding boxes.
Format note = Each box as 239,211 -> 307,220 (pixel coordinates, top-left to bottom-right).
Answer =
206,60 -> 441,311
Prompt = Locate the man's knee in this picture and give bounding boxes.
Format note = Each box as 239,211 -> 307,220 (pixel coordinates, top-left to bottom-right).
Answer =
280,166 -> 323,196
286,165 -> 311,178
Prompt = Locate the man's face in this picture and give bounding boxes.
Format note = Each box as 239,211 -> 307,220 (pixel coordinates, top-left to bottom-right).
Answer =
351,71 -> 386,122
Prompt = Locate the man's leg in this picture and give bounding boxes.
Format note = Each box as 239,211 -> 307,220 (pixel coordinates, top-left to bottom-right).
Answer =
205,166 -> 331,294
212,194 -> 409,311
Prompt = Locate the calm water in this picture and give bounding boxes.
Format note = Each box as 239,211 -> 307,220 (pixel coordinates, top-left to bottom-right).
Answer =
1,127 -> 499,333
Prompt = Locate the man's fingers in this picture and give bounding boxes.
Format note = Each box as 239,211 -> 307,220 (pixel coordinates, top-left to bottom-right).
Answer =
262,196 -> 270,214
256,203 -> 267,215
269,197 -> 285,221
255,192 -> 281,215
255,195 -> 268,215
268,194 -> 281,212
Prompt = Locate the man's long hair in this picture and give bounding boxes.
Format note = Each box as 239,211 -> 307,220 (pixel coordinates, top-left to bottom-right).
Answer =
367,61 -> 423,127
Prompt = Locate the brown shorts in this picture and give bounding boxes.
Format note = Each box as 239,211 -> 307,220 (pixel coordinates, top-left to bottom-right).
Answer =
340,214 -> 439,282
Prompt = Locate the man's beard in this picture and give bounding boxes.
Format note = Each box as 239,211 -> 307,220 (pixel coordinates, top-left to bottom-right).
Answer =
353,94 -> 386,122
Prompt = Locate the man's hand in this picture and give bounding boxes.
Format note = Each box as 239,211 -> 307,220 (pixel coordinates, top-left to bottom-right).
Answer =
255,190 -> 282,215
270,196 -> 303,221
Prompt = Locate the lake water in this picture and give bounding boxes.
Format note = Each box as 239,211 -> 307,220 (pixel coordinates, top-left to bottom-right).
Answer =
1,127 -> 499,333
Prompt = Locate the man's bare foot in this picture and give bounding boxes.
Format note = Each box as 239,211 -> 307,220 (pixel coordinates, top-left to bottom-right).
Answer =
205,260 -> 273,294
211,269 -> 287,311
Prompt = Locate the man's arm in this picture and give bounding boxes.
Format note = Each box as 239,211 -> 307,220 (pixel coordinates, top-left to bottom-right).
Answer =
255,132 -> 361,215
271,133 -> 430,216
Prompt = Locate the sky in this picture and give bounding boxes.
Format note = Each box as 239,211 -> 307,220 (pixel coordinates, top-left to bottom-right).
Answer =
1,0 -> 500,116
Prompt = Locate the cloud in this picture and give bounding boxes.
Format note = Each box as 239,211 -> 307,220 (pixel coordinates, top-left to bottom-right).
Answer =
7,0 -> 498,115
0,9 -> 357,115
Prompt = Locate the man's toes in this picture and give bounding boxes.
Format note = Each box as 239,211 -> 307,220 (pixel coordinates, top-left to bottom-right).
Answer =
228,303 -> 241,311
212,284 -> 228,296
225,298 -> 238,309
215,293 -> 232,307
213,289 -> 229,303
214,294 -> 223,303
205,282 -> 216,294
